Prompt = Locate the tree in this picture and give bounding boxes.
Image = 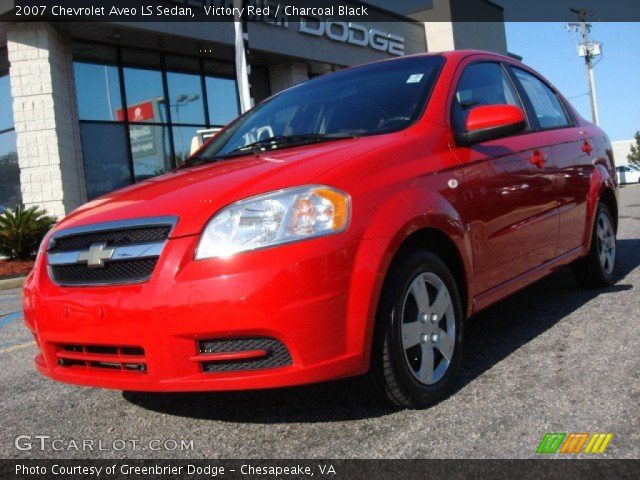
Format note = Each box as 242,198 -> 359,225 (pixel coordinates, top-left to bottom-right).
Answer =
0,206 -> 56,260
628,131 -> 640,166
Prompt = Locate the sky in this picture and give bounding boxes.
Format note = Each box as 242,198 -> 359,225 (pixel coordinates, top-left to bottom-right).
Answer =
505,22 -> 640,142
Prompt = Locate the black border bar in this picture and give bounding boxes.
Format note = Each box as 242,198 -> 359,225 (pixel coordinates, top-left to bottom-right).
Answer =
2,459 -> 640,480
2,0 -> 640,22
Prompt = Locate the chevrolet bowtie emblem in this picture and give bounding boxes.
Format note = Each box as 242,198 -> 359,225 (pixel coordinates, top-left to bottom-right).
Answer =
77,243 -> 115,268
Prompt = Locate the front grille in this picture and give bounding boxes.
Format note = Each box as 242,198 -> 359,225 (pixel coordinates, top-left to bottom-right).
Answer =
55,343 -> 147,373
198,337 -> 292,373
50,226 -> 170,253
47,217 -> 176,286
50,258 -> 157,286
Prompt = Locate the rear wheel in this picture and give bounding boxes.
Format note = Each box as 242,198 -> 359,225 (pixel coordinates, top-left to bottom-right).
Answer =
572,203 -> 617,288
368,250 -> 463,409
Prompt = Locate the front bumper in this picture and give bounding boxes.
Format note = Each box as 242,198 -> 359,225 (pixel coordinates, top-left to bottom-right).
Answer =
23,232 -> 384,391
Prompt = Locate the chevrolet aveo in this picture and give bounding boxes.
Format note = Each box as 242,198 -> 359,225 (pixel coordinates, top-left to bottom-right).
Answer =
23,51 -> 618,408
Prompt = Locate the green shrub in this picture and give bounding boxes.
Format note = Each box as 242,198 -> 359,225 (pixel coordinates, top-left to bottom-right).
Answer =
0,206 -> 56,260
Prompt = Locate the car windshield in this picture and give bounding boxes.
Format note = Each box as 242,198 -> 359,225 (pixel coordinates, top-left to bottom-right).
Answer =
186,55 -> 445,166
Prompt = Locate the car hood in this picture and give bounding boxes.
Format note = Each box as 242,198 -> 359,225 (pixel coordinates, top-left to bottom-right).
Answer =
57,134 -> 401,237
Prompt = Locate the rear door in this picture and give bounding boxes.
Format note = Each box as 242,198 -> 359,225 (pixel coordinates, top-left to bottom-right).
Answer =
450,61 -> 559,293
509,67 -> 593,256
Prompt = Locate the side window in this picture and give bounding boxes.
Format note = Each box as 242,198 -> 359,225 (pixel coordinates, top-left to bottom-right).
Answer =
452,62 -> 522,133
512,68 -> 570,130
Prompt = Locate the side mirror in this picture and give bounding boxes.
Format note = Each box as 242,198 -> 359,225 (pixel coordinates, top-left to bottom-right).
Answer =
458,105 -> 526,146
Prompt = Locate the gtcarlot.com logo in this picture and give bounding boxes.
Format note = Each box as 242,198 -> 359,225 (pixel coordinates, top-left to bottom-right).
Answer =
14,435 -> 194,452
537,432 -> 613,454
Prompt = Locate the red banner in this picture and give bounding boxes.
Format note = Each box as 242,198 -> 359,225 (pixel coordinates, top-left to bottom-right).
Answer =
115,101 -> 154,122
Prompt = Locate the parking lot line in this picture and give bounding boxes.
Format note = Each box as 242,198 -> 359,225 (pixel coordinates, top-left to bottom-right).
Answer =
0,311 -> 22,328
0,341 -> 35,354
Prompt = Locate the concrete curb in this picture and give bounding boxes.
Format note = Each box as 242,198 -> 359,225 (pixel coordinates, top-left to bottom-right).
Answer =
0,277 -> 26,291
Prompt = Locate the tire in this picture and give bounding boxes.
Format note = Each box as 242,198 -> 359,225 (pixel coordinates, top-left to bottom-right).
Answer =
572,202 -> 617,288
367,250 -> 464,409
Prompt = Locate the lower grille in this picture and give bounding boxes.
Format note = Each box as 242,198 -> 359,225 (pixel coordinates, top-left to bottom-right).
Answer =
197,337 -> 292,373
50,258 -> 157,286
55,344 -> 147,373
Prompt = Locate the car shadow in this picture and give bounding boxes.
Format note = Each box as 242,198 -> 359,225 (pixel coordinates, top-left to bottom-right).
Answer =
123,238 -> 639,423
453,238 -> 636,396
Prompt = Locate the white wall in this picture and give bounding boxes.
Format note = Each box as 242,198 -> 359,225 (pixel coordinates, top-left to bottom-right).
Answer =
613,140 -> 633,166
268,62 -> 309,93
418,0 -> 508,54
7,23 -> 85,218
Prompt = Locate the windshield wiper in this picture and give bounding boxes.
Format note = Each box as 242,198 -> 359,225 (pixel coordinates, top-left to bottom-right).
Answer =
180,154 -> 212,168
214,133 -> 358,160
180,133 -> 358,168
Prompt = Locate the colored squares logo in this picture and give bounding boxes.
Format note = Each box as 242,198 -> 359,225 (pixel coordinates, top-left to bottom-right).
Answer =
584,433 -> 614,454
560,433 -> 589,453
537,433 -> 565,454
537,433 -> 613,454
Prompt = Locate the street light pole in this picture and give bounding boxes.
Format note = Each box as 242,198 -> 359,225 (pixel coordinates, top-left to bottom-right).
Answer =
568,8 -> 601,125
234,0 -> 253,113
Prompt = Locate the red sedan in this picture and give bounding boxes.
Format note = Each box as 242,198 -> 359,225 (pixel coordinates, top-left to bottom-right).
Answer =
23,50 -> 618,408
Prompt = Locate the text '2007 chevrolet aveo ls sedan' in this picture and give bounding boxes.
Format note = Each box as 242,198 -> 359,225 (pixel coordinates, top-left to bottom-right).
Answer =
23,50 -> 618,408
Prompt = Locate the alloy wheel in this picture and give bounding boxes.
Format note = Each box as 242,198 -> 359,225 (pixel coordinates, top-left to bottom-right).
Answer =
596,211 -> 616,275
401,272 -> 456,385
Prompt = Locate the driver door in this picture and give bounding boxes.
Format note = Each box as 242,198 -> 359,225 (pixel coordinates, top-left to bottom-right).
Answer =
451,61 -> 559,294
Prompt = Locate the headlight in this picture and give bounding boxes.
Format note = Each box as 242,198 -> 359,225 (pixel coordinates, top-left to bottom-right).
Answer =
196,185 -> 350,259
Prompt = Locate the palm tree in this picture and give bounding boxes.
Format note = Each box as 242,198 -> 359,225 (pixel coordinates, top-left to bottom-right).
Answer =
0,206 -> 56,260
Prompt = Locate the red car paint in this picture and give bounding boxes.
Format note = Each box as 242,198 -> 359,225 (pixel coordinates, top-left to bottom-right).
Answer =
465,104 -> 525,132
23,50 -> 617,392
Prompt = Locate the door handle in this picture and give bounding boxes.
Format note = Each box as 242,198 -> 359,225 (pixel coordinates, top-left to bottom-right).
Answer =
582,140 -> 593,155
530,150 -> 547,168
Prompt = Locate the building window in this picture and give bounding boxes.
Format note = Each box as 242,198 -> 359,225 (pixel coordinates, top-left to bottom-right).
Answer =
0,71 -> 21,210
167,71 -> 206,125
122,67 -> 168,122
79,123 -> 130,200
72,41 -> 242,200
73,63 -> 122,121
0,73 -> 14,131
172,125 -> 202,166
129,124 -> 172,182
205,76 -> 240,126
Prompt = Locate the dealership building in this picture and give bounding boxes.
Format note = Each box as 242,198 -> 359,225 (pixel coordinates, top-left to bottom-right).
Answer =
0,0 -> 509,217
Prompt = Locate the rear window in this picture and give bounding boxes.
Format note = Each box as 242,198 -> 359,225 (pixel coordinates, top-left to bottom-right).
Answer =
512,68 -> 570,130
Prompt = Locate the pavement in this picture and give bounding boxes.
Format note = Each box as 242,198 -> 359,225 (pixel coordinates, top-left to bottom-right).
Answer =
1,185 -> 639,460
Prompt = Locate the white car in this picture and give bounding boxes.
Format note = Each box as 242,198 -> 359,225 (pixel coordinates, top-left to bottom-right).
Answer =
616,165 -> 640,184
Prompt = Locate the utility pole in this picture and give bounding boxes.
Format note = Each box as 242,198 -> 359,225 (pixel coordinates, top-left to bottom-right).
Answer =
568,8 -> 602,125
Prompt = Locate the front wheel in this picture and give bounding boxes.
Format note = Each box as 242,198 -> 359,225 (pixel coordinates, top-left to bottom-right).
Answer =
572,203 -> 617,288
368,250 -> 464,409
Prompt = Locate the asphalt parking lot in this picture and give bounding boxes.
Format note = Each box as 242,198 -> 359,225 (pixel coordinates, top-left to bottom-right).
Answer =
1,185 -> 639,460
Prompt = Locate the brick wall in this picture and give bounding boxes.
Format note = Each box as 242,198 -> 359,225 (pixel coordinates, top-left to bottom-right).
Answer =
7,22 -> 85,218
